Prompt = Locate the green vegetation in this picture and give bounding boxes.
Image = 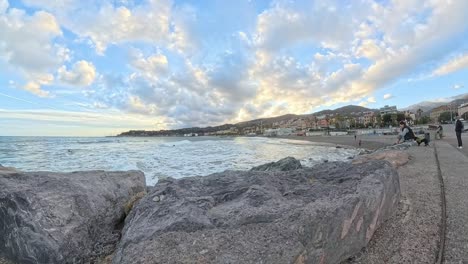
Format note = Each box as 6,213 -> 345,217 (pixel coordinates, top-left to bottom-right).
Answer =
438,111 -> 457,123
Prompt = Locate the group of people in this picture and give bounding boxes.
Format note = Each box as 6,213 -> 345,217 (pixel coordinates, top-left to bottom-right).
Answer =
396,114 -> 464,149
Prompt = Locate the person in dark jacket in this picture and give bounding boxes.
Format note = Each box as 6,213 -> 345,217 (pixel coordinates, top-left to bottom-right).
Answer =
396,121 -> 416,144
455,113 -> 464,149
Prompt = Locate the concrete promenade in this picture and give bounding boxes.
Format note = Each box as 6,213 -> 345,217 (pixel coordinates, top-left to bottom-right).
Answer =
346,133 -> 468,263
436,125 -> 468,262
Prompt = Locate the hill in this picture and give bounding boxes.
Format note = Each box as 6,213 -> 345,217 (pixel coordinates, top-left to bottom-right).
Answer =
402,93 -> 468,113
117,105 -> 374,136
313,105 -> 375,116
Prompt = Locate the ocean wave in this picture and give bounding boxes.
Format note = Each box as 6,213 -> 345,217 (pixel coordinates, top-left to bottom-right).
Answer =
76,140 -> 114,145
161,140 -> 192,147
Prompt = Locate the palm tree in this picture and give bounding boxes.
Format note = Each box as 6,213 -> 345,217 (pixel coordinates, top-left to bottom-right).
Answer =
417,108 -> 423,119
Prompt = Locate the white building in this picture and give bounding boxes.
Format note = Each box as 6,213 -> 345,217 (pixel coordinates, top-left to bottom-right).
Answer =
380,105 -> 398,116
264,128 -> 295,136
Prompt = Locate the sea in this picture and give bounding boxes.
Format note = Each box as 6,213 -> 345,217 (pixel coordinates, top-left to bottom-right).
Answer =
0,136 -> 360,186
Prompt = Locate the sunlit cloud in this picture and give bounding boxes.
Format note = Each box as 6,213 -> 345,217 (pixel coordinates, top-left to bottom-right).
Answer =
0,0 -> 467,135
433,53 -> 468,76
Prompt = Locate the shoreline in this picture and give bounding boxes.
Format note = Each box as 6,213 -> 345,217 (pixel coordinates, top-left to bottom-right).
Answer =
276,135 -> 392,151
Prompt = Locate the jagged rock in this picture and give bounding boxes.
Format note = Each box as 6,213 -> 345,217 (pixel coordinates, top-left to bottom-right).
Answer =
250,156 -> 302,171
353,150 -> 410,169
113,160 -> 400,264
378,142 -> 412,151
0,169 -> 146,264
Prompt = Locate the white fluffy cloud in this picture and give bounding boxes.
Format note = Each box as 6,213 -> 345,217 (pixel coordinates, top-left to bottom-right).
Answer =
58,60 -> 96,86
56,1 -> 172,55
383,93 -> 394,100
0,2 -> 65,96
130,52 -> 169,79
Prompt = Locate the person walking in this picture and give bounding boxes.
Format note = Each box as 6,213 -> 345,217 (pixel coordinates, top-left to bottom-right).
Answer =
455,113 -> 464,149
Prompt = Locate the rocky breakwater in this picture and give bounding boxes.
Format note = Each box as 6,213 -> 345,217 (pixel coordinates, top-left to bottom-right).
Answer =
113,157 -> 401,264
0,165 -> 146,264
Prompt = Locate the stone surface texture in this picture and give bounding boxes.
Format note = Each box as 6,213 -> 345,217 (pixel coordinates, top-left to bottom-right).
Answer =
0,169 -> 146,264
250,156 -> 303,171
113,160 -> 400,264
353,150 -> 410,169
347,145 -> 441,263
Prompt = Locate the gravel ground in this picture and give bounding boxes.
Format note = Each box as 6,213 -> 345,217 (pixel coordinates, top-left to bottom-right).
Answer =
346,145 -> 442,263
0,257 -> 11,264
435,141 -> 468,263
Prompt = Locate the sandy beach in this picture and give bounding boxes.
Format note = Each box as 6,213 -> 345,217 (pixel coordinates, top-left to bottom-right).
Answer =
279,134 -> 393,150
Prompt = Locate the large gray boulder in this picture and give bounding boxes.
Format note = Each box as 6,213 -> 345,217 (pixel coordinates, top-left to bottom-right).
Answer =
0,169 -> 146,264
250,156 -> 302,171
113,160 -> 400,264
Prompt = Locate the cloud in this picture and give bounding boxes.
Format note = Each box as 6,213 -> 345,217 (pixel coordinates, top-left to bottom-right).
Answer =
4,0 -> 468,132
383,93 -> 394,100
58,60 -> 96,86
130,51 -> 169,79
0,108 -> 170,136
23,82 -> 50,97
56,1 -> 172,55
433,53 -> 468,76
0,2 -> 66,96
253,1 -> 369,53
358,101 -> 368,107
0,0 -> 8,13
453,84 -> 464,89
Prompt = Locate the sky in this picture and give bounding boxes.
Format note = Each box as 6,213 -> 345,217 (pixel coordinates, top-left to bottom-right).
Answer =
0,0 -> 468,136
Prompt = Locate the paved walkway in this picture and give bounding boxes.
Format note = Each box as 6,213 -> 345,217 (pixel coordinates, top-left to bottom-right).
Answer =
348,135 -> 468,263
435,141 -> 468,263
349,145 -> 441,263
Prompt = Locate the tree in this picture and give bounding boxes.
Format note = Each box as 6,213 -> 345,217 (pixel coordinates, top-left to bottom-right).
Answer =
334,114 -> 345,129
375,115 -> 382,127
438,111 -> 456,123
397,113 -> 406,122
419,116 -> 431,124
416,108 -> 423,119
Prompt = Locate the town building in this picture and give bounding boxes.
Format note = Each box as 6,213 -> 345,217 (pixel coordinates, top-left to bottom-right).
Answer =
379,105 -> 398,116
430,105 -> 451,122
459,103 -> 468,119
264,128 -> 295,136
362,111 -> 376,126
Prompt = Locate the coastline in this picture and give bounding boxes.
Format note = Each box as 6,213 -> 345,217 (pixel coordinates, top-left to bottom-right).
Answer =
276,135 -> 392,151
3,135 -> 451,263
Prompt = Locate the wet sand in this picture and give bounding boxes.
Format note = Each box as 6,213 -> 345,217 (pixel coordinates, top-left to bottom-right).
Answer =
278,135 -> 392,150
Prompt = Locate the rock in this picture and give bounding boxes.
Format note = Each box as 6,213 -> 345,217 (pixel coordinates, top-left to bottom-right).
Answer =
379,142 -> 412,151
113,159 -> 400,264
250,156 -> 302,171
0,169 -> 146,264
353,150 -> 410,169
